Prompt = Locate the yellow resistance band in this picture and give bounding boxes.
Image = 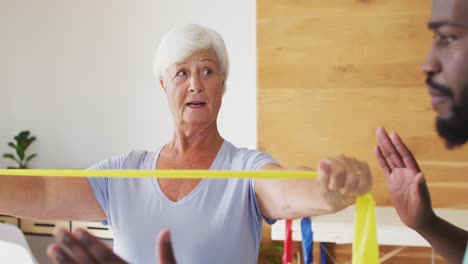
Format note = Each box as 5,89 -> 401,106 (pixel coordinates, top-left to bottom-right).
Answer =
0,169 -> 379,263
0,169 -> 316,179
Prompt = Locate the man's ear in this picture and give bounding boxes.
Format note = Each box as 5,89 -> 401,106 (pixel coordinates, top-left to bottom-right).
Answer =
160,78 -> 166,93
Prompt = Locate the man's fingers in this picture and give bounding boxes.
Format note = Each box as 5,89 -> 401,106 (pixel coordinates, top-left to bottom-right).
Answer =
48,228 -> 127,264
53,228 -> 98,264
375,145 -> 392,177
47,244 -> 77,264
390,132 -> 421,172
157,229 -> 176,264
376,127 -> 404,169
73,228 -> 127,264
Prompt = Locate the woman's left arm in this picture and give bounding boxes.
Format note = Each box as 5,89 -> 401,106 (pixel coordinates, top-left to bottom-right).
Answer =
254,155 -> 372,220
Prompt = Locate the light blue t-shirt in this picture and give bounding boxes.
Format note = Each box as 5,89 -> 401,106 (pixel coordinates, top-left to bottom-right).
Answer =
463,243 -> 468,264
87,140 -> 277,264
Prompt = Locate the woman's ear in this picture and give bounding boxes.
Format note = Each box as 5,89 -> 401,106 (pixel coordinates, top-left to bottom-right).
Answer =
222,73 -> 227,93
160,78 -> 166,93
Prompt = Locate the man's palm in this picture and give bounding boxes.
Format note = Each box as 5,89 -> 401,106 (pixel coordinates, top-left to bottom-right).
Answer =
388,168 -> 431,229
375,127 -> 435,230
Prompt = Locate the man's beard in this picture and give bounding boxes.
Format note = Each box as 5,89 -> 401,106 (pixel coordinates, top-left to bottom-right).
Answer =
434,82 -> 468,149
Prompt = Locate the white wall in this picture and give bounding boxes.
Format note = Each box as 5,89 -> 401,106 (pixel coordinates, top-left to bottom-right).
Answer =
0,1 -> 12,169
2,0 -> 257,169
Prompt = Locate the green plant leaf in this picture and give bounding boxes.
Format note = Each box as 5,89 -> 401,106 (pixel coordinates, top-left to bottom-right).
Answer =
17,131 -> 30,140
24,136 -> 36,150
15,131 -> 29,150
14,133 -> 23,143
3,153 -> 19,162
260,245 -> 284,253
5,131 -> 36,167
8,142 -> 17,150
16,147 -> 25,161
267,256 -> 281,264
26,154 -> 37,162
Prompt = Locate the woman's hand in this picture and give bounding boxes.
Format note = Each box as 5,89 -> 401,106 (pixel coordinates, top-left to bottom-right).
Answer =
317,154 -> 372,212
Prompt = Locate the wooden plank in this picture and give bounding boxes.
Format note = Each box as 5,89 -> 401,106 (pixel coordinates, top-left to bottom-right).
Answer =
259,64 -> 425,90
71,221 -> 113,239
259,88 -> 467,162
258,17 -> 430,55
258,0 -> 430,20
0,215 -> 19,226
258,0 -> 432,90
20,219 -> 70,235
258,17 -> 431,89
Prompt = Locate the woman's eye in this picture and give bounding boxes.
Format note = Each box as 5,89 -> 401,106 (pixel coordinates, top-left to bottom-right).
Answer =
177,70 -> 187,77
203,68 -> 213,75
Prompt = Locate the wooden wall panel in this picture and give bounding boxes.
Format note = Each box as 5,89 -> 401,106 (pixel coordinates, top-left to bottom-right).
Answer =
258,0 -> 468,262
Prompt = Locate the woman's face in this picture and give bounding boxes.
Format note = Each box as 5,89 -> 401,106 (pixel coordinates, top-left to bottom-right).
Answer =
160,48 -> 225,130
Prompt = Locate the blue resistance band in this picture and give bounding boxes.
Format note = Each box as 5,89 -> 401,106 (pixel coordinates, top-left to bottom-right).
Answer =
301,217 -> 313,263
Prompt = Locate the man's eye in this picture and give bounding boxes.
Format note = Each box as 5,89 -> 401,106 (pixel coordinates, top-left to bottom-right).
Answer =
434,34 -> 456,46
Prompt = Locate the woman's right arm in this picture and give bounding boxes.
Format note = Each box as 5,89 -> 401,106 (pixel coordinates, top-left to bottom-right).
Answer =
0,176 -> 105,221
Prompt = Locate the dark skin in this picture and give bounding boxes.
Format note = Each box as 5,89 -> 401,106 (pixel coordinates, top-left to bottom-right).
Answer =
375,0 -> 468,263
47,228 -> 176,264
375,127 -> 468,264
423,0 -> 468,122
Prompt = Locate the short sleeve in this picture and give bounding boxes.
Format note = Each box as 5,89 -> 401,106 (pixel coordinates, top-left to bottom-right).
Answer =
86,153 -> 129,225
463,243 -> 468,264
250,179 -> 277,225
250,152 -> 278,171
246,151 -> 278,225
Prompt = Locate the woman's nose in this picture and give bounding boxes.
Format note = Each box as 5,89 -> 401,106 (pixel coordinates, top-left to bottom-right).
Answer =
189,75 -> 203,93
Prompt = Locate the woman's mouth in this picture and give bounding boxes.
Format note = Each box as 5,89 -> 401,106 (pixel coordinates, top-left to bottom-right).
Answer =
186,101 -> 207,108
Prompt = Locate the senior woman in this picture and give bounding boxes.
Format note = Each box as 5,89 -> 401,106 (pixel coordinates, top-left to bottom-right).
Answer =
1,24 -> 371,264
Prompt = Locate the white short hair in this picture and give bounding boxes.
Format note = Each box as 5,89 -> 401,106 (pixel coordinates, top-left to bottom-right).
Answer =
154,24 -> 230,93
